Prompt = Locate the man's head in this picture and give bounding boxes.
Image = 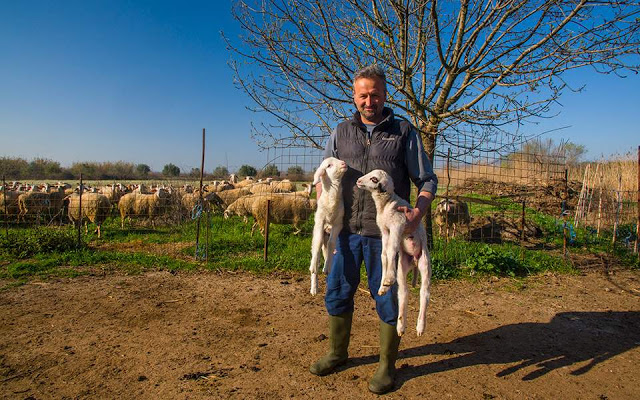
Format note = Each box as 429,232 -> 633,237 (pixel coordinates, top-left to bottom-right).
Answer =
352,65 -> 387,125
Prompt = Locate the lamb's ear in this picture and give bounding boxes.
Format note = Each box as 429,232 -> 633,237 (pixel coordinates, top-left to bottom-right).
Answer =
312,165 -> 326,185
377,182 -> 387,193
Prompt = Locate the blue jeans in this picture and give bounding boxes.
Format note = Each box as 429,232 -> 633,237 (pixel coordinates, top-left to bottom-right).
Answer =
325,231 -> 398,325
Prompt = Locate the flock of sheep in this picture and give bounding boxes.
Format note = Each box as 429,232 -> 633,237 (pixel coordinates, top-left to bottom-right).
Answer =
0,175 -> 320,238
0,173 -> 471,241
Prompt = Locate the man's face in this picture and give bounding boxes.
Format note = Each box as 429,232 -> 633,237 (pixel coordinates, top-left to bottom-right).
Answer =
353,76 -> 386,124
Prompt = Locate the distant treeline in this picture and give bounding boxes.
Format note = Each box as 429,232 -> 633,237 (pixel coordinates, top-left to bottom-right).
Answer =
0,157 -> 159,181
0,157 -> 313,181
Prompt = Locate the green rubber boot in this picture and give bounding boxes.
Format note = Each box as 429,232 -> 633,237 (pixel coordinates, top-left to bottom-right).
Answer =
368,321 -> 401,394
309,312 -> 353,376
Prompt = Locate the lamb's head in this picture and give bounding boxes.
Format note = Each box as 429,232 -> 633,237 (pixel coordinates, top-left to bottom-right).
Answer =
313,157 -> 348,186
356,169 -> 394,194
435,199 -> 452,213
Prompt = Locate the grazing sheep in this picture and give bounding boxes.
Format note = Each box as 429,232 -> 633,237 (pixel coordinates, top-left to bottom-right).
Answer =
17,187 -> 50,223
224,185 -> 311,228
434,198 -> 470,237
0,189 -> 22,218
270,179 -> 295,193
46,185 -> 67,221
249,192 -> 313,236
216,188 -> 252,207
207,181 -> 234,192
234,177 -> 255,188
229,174 -> 238,184
356,170 -> 432,337
309,157 -> 347,295
67,192 -> 111,237
118,187 -> 171,228
100,184 -> 124,206
181,191 -> 224,216
223,194 -> 259,224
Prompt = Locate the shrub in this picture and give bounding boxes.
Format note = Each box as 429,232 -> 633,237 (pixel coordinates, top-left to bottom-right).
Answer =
464,245 -> 524,277
0,228 -> 82,259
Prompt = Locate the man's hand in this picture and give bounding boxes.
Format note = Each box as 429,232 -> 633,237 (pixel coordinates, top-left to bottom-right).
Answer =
398,191 -> 434,234
398,206 -> 422,234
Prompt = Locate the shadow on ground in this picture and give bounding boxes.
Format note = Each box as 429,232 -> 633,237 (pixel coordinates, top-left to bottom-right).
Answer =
348,311 -> 640,388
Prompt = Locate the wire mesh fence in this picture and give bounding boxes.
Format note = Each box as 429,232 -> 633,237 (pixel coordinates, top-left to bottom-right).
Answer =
1,140 -> 638,271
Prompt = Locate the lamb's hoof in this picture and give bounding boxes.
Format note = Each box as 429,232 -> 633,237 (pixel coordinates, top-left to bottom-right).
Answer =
377,285 -> 390,296
416,322 -> 425,336
310,274 -> 318,296
383,277 -> 396,287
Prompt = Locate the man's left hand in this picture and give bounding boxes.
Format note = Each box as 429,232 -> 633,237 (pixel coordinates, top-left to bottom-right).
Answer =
398,206 -> 422,235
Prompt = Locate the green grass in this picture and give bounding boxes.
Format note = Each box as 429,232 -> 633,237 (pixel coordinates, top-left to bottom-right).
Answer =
0,208 -> 636,286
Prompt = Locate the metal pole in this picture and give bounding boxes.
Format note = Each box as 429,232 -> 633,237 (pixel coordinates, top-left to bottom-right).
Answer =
78,174 -> 83,247
263,199 -> 271,262
2,176 -> 8,238
195,128 -> 205,259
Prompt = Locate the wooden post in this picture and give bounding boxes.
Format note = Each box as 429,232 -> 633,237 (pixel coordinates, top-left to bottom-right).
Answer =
195,128 -> 206,259
635,145 -> 639,255
596,167 -> 604,237
78,174 -> 83,247
612,173 -> 622,246
2,176 -> 7,238
521,201 -> 526,261
206,210 -> 210,263
263,199 -> 271,262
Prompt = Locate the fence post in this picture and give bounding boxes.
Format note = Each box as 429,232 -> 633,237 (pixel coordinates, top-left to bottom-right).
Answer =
612,173 -> 622,247
263,199 -> 271,262
77,174 -> 83,247
521,200 -> 526,262
2,176 -> 7,238
195,128 -> 206,260
635,145 -> 639,256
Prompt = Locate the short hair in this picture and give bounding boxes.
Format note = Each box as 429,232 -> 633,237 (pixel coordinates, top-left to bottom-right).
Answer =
353,65 -> 387,91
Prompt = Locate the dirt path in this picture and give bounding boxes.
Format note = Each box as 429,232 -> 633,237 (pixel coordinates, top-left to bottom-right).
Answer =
1,269 -> 639,399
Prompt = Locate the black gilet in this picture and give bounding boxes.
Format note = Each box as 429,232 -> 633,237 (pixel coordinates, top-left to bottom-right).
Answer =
335,107 -> 412,237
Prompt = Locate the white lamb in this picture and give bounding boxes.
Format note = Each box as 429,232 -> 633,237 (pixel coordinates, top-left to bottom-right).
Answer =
309,157 -> 347,296
356,169 -> 432,337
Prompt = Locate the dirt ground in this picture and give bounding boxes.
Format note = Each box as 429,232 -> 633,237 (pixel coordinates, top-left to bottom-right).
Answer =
1,268 -> 639,400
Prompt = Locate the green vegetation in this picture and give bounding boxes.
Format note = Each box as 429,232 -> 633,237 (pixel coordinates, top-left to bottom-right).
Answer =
162,163 -> 181,177
0,205 -> 636,288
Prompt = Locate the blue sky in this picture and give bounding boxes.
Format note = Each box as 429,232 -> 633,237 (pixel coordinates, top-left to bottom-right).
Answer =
1,1 -> 638,174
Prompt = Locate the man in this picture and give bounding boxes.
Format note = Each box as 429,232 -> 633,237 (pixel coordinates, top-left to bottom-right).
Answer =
310,65 -> 438,394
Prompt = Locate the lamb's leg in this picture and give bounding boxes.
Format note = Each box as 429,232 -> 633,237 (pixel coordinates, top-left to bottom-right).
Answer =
378,231 -> 391,295
309,220 -> 325,295
396,252 -> 413,337
323,224 -> 340,275
379,227 -> 402,294
416,245 -> 432,336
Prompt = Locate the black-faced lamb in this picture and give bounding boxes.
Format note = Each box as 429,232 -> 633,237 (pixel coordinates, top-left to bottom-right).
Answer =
356,169 -> 432,337
434,198 -> 470,238
309,157 -> 347,295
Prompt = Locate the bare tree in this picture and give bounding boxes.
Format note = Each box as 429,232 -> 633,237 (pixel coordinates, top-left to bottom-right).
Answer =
226,0 -> 639,160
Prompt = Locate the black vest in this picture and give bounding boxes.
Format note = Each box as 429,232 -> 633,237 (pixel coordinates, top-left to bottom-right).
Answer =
335,107 -> 412,237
